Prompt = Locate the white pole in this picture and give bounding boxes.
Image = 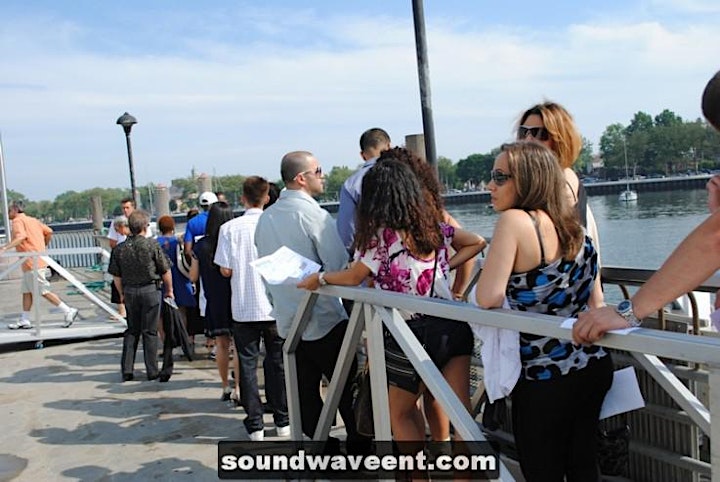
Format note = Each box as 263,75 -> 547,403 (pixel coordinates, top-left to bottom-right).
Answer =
0,132 -> 11,243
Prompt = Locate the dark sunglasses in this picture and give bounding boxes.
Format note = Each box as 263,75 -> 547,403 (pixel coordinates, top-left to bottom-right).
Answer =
518,125 -> 550,141
490,169 -> 513,186
296,166 -> 323,179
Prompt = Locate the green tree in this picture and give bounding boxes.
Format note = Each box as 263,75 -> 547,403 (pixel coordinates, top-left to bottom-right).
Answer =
577,137 -> 594,174
599,123 -> 627,175
437,156 -> 458,190
322,166 -> 355,201
456,152 -> 495,188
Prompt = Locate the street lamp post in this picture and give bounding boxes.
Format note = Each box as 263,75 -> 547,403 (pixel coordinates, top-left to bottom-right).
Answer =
116,112 -> 138,207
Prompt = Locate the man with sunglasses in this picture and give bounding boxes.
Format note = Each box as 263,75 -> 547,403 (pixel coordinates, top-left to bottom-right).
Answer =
255,151 -> 366,446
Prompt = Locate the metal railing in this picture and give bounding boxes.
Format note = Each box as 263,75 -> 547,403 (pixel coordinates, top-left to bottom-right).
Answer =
0,247 -> 125,337
285,275 -> 720,482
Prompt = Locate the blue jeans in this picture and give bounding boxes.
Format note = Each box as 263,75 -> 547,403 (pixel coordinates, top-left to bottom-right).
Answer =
232,321 -> 289,432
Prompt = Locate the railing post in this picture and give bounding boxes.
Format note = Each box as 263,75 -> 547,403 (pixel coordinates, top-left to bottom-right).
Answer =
32,254 -> 41,339
709,363 -> 720,481
312,300 -> 365,440
283,291 -> 318,440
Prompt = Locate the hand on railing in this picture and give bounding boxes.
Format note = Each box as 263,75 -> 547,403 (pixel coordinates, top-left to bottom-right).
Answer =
573,307 -> 633,344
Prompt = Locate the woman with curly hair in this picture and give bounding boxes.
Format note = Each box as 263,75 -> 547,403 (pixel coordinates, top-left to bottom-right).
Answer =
189,202 -> 239,402
298,158 -> 485,443
476,141 -> 612,481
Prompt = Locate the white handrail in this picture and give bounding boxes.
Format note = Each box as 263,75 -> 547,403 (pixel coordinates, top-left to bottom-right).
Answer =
286,284 -> 720,482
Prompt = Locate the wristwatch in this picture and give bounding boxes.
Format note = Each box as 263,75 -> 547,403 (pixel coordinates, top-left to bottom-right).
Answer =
616,299 -> 642,327
318,272 -> 328,286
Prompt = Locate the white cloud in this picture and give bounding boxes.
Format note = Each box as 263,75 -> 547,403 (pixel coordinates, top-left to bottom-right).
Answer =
0,4 -> 718,200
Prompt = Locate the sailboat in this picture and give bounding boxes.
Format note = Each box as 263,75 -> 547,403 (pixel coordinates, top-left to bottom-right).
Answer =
619,137 -> 638,202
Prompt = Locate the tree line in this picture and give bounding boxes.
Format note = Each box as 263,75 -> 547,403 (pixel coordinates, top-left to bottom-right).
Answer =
5,109 -> 720,223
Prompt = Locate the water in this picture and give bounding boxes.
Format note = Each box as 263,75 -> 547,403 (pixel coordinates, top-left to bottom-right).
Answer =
446,189 -> 709,270
447,189 -> 710,305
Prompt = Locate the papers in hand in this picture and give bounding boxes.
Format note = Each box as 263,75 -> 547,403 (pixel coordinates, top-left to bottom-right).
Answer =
250,246 -> 321,285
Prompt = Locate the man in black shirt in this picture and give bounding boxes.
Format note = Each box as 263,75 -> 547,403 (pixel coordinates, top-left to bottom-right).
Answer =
109,210 -> 174,381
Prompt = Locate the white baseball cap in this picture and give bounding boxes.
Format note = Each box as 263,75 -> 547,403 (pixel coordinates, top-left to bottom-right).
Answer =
198,191 -> 219,206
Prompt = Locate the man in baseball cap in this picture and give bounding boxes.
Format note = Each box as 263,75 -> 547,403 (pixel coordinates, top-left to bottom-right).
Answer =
184,191 -> 219,257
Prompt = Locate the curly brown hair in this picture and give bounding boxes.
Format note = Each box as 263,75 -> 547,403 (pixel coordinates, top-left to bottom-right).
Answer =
376,147 -> 444,220
353,159 -> 443,256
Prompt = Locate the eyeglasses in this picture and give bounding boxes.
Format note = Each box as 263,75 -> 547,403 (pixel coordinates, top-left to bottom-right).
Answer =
295,166 -> 323,179
518,125 -> 550,141
490,169 -> 513,186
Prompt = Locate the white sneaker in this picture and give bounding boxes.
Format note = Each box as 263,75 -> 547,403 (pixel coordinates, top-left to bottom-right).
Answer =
8,319 -> 33,330
63,308 -> 79,328
249,429 -> 265,441
276,425 -> 291,438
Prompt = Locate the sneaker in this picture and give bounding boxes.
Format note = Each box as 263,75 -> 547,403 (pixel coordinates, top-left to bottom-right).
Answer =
249,429 -> 265,441
221,386 -> 233,401
209,346 -> 217,361
8,319 -> 33,330
276,425 -> 291,438
63,308 -> 79,328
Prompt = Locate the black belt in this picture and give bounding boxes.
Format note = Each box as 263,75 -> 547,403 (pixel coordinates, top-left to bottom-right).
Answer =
124,281 -> 158,287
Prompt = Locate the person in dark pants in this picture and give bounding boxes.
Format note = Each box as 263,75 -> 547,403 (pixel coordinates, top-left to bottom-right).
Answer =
109,210 -> 173,382
293,321 -> 357,439
255,151 -> 364,444
215,176 -> 289,441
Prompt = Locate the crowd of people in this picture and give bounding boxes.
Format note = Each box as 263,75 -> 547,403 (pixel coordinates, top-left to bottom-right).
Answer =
4,73 -> 720,481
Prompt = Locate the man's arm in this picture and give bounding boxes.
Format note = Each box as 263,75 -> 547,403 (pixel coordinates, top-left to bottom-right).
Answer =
0,234 -> 26,252
161,269 -> 174,298
313,211 -> 351,272
113,276 -> 124,304
574,210 -> 720,343
336,182 -> 357,253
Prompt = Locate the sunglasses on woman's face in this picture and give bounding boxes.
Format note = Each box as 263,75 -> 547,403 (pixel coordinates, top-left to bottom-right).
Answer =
490,169 -> 513,186
518,125 -> 550,141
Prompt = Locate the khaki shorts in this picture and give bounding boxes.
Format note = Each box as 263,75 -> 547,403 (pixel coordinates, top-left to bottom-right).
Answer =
21,268 -> 52,294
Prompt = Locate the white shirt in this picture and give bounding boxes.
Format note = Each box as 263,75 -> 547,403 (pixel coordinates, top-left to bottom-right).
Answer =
214,208 -> 274,322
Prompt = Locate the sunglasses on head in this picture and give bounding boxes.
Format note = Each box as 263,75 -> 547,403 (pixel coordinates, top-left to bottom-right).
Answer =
490,169 -> 513,186
518,125 -> 550,141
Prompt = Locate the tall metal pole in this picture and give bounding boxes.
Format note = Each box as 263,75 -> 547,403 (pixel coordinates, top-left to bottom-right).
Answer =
117,112 -> 139,208
412,0 -> 438,174
0,132 -> 12,242
124,131 -> 138,208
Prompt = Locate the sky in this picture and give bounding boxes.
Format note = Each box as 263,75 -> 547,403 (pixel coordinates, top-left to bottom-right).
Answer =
0,0 -> 719,201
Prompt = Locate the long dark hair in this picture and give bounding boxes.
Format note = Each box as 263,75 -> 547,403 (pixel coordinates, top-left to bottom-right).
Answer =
354,159 -> 443,256
502,141 -> 584,260
205,202 -> 234,258
376,146 -> 445,217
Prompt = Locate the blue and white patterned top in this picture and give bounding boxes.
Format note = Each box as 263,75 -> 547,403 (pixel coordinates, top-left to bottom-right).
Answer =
507,233 -> 607,381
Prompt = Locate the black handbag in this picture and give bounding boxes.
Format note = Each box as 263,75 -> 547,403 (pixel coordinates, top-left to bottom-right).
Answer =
353,364 -> 374,437
597,423 -> 630,476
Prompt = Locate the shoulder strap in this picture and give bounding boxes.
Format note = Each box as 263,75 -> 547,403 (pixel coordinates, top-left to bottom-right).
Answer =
576,183 -> 588,228
430,251 -> 439,298
565,180 -> 578,202
523,210 -> 547,267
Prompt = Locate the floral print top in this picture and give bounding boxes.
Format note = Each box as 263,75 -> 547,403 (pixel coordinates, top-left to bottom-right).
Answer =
354,223 -> 454,298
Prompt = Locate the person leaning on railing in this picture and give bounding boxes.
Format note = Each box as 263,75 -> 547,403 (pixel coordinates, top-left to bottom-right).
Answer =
298,158 -> 486,445
574,69 -> 720,344
475,141 -> 613,481
574,173 -> 720,342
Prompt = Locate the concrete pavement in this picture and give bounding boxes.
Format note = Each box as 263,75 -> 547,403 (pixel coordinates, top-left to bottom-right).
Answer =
0,272 -> 302,481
